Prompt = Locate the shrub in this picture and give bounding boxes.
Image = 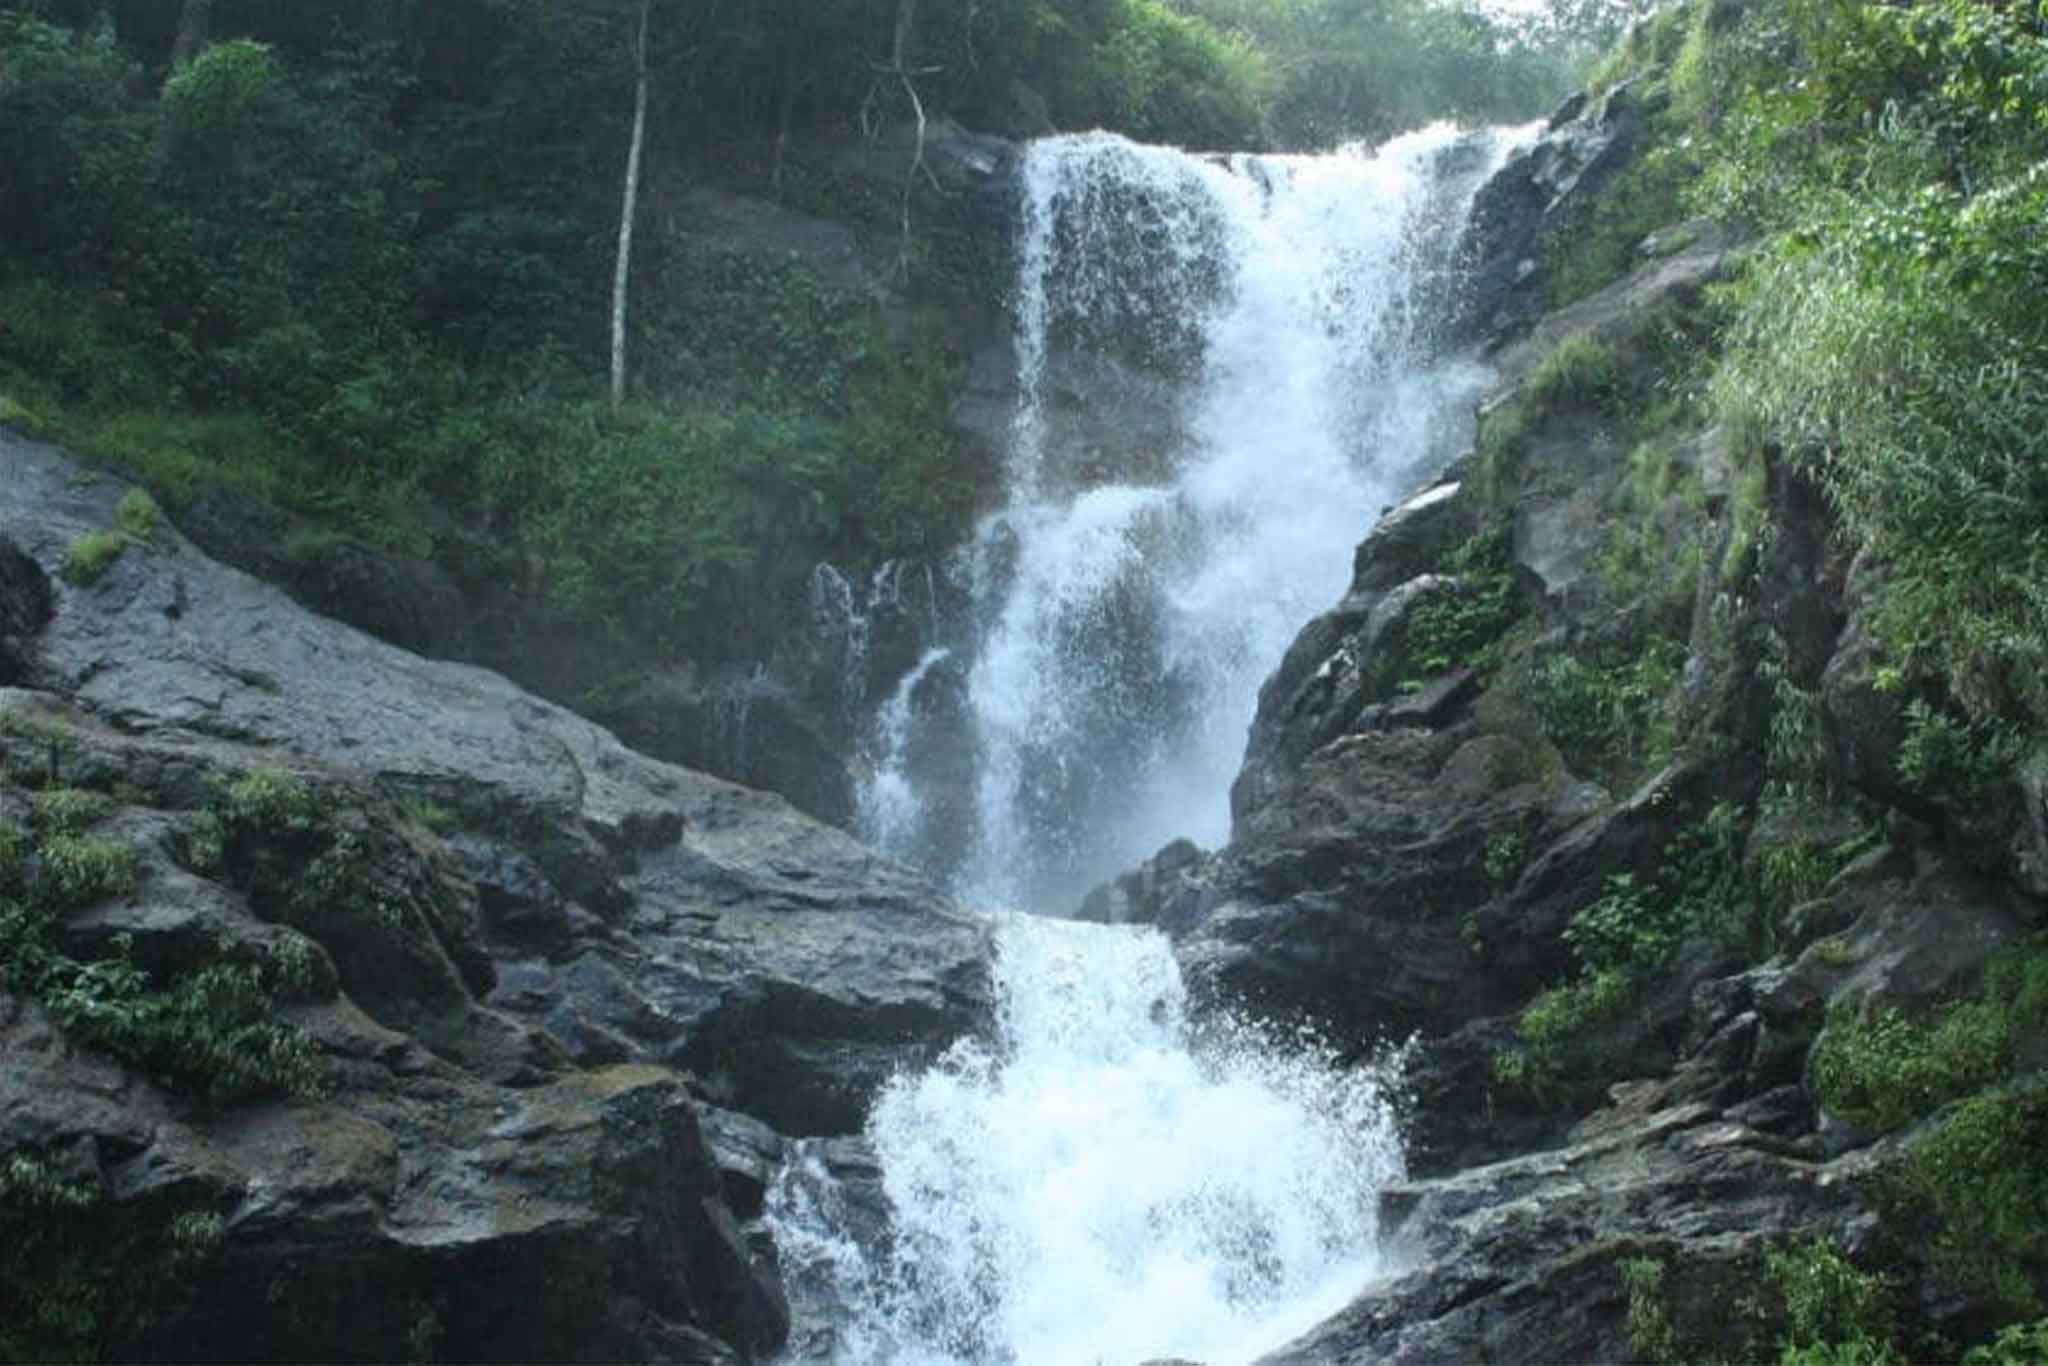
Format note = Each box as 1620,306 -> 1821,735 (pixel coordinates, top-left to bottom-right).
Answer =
32,834 -> 136,910
1621,1256 -> 1682,1365
1767,1238 -> 1898,1359
1523,639 -> 1684,779
1962,1318 -> 2048,1365
43,954 -> 324,1103
1398,527 -> 1521,684
113,488 -> 159,540
60,530 -> 126,586
1893,1085 -> 2048,1315
1814,938 -> 2048,1132
30,788 -> 113,837
1896,700 -> 2022,800
223,768 -> 324,838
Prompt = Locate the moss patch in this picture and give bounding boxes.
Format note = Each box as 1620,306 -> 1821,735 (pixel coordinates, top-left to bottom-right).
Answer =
59,529 -> 127,586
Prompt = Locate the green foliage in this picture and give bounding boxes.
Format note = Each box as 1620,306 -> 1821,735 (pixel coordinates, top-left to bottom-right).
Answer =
30,788 -> 113,838
1523,638 -> 1683,780
1493,965 -> 1635,1095
161,38 -> 281,130
1893,1084 -> 2048,1315
59,530 -> 127,586
175,810 -> 227,875
32,834 -> 137,911
1541,134 -> 1694,309
224,768 -> 323,837
39,952 -> 326,1104
0,1146 -> 229,1363
1697,0 -> 2048,725
398,795 -> 457,836
1525,334 -> 1628,416
1495,803 -> 1758,1094
0,789 -> 322,1104
1767,1238 -> 1898,1361
1778,1339 -> 1905,1366
1896,699 -> 2023,799
1399,527 -> 1522,684
1962,1317 -> 2048,1365
1621,1255 -> 1683,1364
113,488 -> 159,540
1563,805 -> 1749,971
1484,830 -> 1529,888
1813,937 -> 2048,1132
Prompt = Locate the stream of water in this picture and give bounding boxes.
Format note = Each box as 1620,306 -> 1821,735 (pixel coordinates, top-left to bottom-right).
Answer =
769,125 -> 1527,1365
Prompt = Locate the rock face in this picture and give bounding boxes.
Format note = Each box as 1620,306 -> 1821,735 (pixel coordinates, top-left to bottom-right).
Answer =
1454,80 -> 1648,348
1120,94 -> 2048,1362
0,430 -> 995,1361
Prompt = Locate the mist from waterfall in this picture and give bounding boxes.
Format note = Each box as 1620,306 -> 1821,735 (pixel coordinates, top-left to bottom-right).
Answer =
767,915 -> 1408,1366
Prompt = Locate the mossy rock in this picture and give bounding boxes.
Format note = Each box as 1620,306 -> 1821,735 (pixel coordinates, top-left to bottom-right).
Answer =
215,767 -> 492,1008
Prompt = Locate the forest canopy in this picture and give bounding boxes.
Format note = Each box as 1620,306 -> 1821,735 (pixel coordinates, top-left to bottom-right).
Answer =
0,0 -> 1619,673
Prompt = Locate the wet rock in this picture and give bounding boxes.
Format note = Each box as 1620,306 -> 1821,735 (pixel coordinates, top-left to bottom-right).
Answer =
1263,1091 -> 1881,1365
0,534 -> 52,685
1351,480 -> 1475,594
2,435 -> 995,1139
589,666 -> 855,832
1,431 -> 1005,1359
1455,80 -> 1648,350
1077,837 -> 1211,927
173,483 -> 470,660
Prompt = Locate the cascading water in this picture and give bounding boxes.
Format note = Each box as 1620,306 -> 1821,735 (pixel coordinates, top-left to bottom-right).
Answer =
769,915 -> 1409,1366
860,123 -> 1520,912
773,124 -> 1531,1365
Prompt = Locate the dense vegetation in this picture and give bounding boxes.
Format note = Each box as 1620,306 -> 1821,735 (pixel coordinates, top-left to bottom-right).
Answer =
0,0 -> 1605,681
1454,0 -> 2048,1357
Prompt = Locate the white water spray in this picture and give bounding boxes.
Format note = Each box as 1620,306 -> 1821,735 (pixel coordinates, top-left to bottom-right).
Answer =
858,646 -> 953,856
768,916 -> 1407,1366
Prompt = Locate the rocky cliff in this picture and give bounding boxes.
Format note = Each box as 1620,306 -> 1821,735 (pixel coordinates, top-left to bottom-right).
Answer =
1087,87 -> 2048,1364
0,428 -> 994,1362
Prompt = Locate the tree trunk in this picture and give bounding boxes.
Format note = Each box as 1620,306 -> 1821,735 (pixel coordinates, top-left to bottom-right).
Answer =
610,0 -> 651,411
169,0 -> 215,70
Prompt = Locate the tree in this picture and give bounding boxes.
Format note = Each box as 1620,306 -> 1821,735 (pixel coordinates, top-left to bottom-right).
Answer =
168,0 -> 213,69
611,0 -> 650,409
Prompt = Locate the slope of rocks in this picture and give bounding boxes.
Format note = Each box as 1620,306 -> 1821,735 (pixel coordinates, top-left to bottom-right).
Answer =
0,428 -> 994,1361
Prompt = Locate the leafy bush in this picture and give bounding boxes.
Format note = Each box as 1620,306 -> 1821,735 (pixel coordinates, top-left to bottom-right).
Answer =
1962,1317 -> 2048,1365
30,788 -> 113,838
113,489 -> 159,540
1813,937 -> 2048,1132
1893,1084 -> 2048,1315
1,1146 -> 230,1362
1896,699 -> 2023,799
1399,527 -> 1522,684
1524,639 -> 1683,779
1700,0 -> 2048,725
60,530 -> 127,586
1768,1238 -> 1898,1360
31,834 -> 136,911
0,798 -> 321,1104
1621,1255 -> 1683,1364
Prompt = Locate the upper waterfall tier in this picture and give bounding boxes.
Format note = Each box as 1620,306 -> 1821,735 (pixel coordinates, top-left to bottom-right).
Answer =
863,124 -> 1530,913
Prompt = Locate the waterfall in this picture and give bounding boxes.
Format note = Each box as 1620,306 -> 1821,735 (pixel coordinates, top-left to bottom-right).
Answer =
858,646 -> 953,858
783,123 -> 1531,1365
768,916 -> 1408,1366
860,123 -> 1521,912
